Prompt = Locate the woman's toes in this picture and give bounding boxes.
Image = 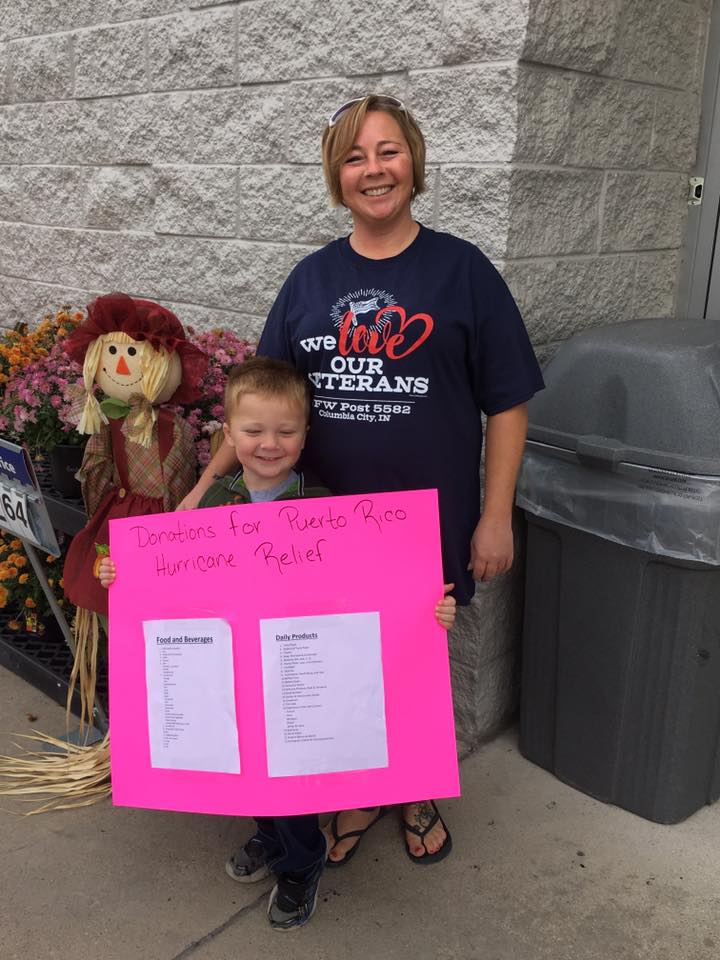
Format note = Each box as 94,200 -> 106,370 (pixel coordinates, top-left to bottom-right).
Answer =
403,801 -> 447,858
327,808 -> 380,861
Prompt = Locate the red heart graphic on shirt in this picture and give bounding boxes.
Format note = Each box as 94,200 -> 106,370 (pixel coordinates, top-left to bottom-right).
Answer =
376,305 -> 434,360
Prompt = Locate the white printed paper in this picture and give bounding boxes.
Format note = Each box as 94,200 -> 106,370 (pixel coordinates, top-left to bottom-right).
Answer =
144,618 -> 240,773
260,612 -> 388,777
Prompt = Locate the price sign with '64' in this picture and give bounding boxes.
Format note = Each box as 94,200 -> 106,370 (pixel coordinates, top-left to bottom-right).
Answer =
0,437 -> 59,556
0,486 -> 32,540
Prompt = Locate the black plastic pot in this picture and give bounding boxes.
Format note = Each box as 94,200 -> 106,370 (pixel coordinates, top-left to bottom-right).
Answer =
48,444 -> 83,499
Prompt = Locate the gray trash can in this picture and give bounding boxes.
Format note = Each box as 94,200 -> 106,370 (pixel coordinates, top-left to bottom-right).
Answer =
516,317 -> 720,824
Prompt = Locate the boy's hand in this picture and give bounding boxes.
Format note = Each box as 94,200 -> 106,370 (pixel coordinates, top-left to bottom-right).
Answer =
98,556 -> 117,589
435,584 -> 456,631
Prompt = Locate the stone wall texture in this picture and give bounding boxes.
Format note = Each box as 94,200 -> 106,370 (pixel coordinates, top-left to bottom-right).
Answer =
0,0 -> 712,745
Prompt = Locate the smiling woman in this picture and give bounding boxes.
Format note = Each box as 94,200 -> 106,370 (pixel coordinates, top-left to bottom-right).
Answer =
321,96 -> 425,258
178,93 -> 544,925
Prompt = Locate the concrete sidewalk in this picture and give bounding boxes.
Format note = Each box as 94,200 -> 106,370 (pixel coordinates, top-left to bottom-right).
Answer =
1,666 -> 718,960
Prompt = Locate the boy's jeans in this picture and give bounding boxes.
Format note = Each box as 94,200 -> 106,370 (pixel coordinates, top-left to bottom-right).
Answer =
254,814 -> 326,879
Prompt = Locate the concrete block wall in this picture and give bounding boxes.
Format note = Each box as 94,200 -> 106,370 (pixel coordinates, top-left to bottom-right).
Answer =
0,0 -> 711,745
504,0 -> 711,355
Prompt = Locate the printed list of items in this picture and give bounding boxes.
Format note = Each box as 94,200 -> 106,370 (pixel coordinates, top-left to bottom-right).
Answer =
261,612 -> 388,778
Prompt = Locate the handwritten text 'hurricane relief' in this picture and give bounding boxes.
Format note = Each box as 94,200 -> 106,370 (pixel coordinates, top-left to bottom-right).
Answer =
129,498 -> 408,579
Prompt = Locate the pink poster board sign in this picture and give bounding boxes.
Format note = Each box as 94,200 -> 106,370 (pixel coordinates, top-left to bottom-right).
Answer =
109,489 -> 460,816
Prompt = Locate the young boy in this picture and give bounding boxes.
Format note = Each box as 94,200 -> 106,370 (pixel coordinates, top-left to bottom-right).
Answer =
100,356 -> 456,931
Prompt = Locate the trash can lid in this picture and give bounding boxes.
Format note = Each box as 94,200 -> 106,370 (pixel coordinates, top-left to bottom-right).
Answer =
528,318 -> 720,475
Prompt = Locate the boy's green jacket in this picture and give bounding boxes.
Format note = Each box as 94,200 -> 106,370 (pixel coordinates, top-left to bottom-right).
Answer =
199,471 -> 331,508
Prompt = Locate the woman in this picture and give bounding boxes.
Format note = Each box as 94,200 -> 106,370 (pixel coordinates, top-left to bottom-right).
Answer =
180,95 -> 544,865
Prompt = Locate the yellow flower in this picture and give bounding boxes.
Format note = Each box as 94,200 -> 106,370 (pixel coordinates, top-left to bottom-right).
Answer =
14,556 -> 27,568
46,555 -> 56,563
24,597 -> 36,608
8,619 -> 21,630
18,573 -> 29,584
59,578 -> 64,588
0,585 -> 7,607
10,539 -> 21,549
48,578 -> 54,587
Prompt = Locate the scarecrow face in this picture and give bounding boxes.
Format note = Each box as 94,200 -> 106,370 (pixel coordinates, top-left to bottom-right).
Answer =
95,339 -> 144,402
94,337 -> 182,404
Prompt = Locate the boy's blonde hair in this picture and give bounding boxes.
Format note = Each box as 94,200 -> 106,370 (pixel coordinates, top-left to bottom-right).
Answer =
321,95 -> 427,207
224,357 -> 310,422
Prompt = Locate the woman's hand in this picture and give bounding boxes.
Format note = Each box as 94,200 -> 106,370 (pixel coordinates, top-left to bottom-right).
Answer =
435,584 -> 456,630
176,485 -> 205,511
470,403 -> 526,582
468,516 -> 514,582
98,556 -> 117,589
177,444 -> 239,511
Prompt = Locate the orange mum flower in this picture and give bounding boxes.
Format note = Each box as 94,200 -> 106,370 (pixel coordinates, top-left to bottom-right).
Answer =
24,597 -> 36,608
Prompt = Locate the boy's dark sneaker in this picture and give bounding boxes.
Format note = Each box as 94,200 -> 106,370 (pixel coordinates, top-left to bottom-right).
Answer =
267,870 -> 322,931
225,836 -> 271,883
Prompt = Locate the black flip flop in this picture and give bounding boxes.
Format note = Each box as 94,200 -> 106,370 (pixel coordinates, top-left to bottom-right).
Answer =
403,801 -> 453,865
325,807 -> 386,869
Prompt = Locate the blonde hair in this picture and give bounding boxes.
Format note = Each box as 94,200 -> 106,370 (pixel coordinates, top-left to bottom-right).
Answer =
224,358 -> 310,422
321,96 -> 426,207
78,331 -> 176,446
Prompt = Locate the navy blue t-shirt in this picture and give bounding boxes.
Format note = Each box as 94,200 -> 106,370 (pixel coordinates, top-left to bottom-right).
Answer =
258,224 -> 544,603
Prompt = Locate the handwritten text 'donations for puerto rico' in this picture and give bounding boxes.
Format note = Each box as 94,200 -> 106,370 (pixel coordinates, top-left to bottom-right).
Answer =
126,495 -> 411,579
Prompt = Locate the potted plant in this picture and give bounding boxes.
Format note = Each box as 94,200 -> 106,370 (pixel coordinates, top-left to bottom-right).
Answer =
0,531 -> 68,635
2,310 -> 87,497
182,326 -> 255,466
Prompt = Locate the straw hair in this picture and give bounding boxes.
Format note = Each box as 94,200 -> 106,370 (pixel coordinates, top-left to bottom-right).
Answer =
77,338 -> 108,435
321,95 -> 426,207
139,342 -> 172,403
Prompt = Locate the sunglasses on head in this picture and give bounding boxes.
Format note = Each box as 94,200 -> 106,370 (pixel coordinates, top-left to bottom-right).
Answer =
327,95 -> 407,128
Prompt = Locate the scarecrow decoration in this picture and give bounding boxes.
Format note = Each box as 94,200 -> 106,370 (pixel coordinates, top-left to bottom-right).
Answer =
62,292 -> 208,728
0,293 -> 208,812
